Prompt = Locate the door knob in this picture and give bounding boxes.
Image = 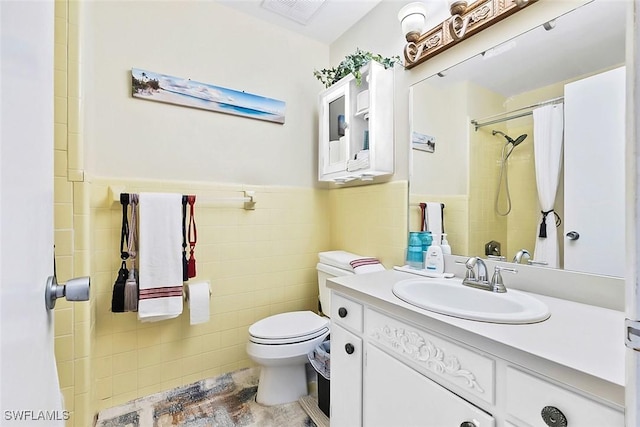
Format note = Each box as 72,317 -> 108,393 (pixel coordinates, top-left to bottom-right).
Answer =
45,275 -> 90,310
566,231 -> 580,240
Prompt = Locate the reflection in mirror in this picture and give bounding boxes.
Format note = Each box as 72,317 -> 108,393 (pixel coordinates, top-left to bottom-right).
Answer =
409,0 -> 626,276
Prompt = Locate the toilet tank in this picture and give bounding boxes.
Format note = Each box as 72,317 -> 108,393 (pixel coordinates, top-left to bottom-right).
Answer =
317,250 -> 375,316
316,263 -> 353,316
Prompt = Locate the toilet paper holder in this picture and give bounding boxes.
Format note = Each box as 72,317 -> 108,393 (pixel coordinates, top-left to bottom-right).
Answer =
183,282 -> 211,302
45,275 -> 90,310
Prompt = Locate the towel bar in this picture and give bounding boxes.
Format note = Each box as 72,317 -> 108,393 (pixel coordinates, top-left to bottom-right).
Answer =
109,186 -> 256,210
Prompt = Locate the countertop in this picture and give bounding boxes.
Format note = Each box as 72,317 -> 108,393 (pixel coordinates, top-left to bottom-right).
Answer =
327,269 -> 626,389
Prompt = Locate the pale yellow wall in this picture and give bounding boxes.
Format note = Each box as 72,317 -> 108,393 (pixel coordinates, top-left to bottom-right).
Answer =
82,0 -> 328,188
328,181 -> 407,267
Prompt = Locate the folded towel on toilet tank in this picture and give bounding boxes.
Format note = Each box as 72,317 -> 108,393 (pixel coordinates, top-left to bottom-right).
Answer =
319,250 -> 386,274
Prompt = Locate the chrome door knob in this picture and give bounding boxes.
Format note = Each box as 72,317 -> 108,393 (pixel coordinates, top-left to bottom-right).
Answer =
566,231 -> 580,240
45,275 -> 90,310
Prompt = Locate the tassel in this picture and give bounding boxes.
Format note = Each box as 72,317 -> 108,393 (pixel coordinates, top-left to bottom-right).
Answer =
188,252 -> 196,278
539,209 -> 555,238
419,203 -> 427,232
123,268 -> 138,312
111,261 -> 128,312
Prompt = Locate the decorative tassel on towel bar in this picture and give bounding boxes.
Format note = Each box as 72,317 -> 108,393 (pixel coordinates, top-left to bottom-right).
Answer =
124,194 -> 139,312
111,194 -> 129,313
181,196 -> 189,282
187,196 -> 197,279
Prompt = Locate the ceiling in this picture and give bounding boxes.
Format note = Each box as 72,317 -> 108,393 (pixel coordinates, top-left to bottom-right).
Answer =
216,0 -> 626,99
216,0 -> 384,44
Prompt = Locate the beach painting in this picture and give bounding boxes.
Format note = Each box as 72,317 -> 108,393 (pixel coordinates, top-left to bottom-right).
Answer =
131,68 -> 286,124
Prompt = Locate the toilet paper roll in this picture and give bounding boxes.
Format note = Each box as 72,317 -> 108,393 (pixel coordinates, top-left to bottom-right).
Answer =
188,281 -> 210,325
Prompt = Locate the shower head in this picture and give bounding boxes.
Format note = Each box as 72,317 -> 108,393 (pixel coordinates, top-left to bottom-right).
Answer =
492,130 -> 527,146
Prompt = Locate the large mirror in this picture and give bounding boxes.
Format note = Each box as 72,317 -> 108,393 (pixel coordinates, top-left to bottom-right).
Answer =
409,0 -> 626,277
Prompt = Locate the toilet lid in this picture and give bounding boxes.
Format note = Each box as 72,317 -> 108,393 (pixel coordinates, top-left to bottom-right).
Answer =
249,311 -> 329,340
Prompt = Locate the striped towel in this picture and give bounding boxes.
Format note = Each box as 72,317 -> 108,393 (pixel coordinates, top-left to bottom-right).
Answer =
137,192 -> 184,322
349,258 -> 385,274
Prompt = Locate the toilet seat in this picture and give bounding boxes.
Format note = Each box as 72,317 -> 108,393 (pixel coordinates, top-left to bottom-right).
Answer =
249,311 -> 329,345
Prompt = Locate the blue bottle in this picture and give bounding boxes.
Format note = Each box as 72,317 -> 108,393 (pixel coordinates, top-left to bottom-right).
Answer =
406,232 -> 423,268
418,231 -> 433,253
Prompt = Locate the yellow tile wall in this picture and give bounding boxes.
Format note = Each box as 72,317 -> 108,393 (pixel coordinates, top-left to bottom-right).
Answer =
328,181 -> 407,267
90,178 -> 330,410
54,1 -> 92,426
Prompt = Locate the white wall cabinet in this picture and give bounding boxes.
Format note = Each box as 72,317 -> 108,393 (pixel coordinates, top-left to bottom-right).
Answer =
318,61 -> 394,184
330,292 -> 623,427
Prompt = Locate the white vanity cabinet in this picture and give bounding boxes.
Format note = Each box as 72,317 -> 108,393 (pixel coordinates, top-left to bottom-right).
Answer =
329,289 -> 624,427
318,60 -> 394,184
364,344 -> 495,427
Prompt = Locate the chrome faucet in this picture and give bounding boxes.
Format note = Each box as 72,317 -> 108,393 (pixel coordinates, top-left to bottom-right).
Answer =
513,249 -> 531,264
462,257 -> 516,293
462,257 -> 489,287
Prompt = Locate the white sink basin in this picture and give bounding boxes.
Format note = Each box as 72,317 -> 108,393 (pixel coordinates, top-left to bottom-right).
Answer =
392,278 -> 550,324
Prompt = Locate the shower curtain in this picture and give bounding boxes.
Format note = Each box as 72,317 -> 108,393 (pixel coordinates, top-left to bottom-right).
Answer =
533,103 -> 564,268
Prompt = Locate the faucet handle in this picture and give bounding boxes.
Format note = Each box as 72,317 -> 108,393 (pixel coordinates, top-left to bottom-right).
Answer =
487,255 -> 506,261
490,266 -> 517,293
455,259 -> 476,280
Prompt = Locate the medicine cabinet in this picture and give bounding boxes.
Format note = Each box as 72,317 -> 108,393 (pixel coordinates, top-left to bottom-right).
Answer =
318,61 -> 394,184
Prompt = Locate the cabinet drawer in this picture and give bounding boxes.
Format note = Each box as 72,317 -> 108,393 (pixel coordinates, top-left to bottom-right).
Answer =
506,367 -> 623,427
365,308 -> 494,404
332,292 -> 363,333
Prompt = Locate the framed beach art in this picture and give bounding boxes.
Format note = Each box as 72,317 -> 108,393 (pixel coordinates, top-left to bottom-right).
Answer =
131,68 -> 286,124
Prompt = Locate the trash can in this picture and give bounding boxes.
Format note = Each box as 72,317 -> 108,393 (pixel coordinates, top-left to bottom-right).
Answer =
308,339 -> 330,417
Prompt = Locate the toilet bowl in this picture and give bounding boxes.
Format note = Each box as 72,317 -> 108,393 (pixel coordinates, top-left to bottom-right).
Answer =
247,311 -> 330,406
246,250 -> 368,406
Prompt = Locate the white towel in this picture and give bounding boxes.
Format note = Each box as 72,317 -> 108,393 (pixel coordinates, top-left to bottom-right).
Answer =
137,192 -> 184,322
426,202 -> 443,245
348,257 -> 386,274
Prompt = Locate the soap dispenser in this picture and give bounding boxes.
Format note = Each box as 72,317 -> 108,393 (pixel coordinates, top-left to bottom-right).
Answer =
424,245 -> 444,274
441,234 -> 451,255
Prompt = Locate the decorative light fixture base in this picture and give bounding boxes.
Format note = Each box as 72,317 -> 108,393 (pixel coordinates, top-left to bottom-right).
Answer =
403,0 -> 537,69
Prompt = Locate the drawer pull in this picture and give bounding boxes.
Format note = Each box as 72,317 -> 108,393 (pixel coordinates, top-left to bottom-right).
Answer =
460,422 -> 477,427
541,406 -> 567,427
338,307 -> 348,318
345,343 -> 355,354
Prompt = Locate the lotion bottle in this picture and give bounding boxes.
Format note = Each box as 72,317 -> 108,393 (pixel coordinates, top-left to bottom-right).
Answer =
424,245 -> 444,274
440,233 -> 452,255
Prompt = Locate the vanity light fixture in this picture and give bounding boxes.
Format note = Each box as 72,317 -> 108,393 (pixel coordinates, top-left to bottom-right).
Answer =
448,0 -> 470,41
400,0 -> 538,69
397,2 -> 428,43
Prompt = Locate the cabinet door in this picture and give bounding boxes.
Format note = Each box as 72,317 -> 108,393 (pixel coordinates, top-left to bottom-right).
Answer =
330,324 -> 362,426
319,82 -> 350,178
364,344 -> 495,427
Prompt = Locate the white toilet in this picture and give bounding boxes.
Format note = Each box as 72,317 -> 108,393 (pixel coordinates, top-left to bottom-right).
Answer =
246,250 -> 364,406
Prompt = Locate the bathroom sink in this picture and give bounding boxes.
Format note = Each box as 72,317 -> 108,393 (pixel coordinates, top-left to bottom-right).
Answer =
392,278 -> 550,324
